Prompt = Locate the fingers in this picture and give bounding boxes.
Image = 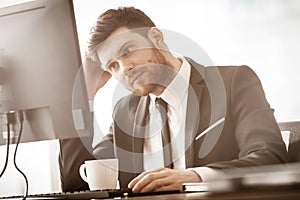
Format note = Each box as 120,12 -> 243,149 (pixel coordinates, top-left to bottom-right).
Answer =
128,167 -> 165,189
139,176 -> 172,193
153,184 -> 178,192
133,170 -> 171,193
129,168 -> 178,193
128,168 -> 203,193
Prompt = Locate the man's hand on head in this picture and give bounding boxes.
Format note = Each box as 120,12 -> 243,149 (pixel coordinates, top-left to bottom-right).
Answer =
128,167 -> 202,193
83,57 -> 111,100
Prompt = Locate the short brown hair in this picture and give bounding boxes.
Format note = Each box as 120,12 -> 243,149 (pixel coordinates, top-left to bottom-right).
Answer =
87,7 -> 156,57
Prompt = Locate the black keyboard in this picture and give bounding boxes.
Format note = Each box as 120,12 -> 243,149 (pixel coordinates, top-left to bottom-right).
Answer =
0,189 -> 180,199
0,188 -> 131,199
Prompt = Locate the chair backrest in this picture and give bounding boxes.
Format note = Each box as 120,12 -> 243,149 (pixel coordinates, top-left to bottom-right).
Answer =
278,121 -> 300,162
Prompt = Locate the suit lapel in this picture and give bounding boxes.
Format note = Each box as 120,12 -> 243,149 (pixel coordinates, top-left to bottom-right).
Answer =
132,95 -> 150,172
184,58 -> 227,164
184,58 -> 206,167
114,95 -> 149,187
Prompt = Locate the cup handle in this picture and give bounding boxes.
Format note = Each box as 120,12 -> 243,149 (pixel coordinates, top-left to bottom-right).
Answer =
79,164 -> 88,183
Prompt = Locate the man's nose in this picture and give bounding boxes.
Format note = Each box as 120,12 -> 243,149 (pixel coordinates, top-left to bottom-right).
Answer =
119,59 -> 134,76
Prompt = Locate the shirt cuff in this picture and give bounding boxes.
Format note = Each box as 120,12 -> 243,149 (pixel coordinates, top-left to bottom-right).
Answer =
187,167 -> 225,182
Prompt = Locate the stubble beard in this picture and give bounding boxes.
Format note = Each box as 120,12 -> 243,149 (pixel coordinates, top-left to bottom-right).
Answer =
130,49 -> 174,96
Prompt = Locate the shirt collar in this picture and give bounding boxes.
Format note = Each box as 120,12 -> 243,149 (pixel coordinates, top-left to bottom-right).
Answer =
150,57 -> 191,109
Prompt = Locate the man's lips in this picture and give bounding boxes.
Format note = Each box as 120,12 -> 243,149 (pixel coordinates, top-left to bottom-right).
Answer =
128,70 -> 145,86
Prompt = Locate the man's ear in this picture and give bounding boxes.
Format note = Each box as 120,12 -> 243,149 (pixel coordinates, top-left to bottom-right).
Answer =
147,27 -> 165,49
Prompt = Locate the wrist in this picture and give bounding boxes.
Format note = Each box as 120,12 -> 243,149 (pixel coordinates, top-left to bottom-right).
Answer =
185,169 -> 202,182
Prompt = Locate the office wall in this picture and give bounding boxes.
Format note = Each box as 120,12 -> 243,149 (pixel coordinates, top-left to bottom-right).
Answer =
0,0 -> 27,5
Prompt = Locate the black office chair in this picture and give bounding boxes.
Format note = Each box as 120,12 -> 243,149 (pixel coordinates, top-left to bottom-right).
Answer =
278,121 -> 300,162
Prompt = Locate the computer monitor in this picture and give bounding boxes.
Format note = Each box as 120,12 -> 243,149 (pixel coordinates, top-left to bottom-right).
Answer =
0,0 -> 92,145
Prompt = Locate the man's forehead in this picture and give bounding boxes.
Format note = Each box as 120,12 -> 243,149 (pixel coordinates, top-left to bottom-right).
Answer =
96,30 -> 138,65
96,28 -> 150,67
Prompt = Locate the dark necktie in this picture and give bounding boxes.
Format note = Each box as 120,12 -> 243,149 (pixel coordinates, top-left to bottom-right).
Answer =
155,98 -> 174,169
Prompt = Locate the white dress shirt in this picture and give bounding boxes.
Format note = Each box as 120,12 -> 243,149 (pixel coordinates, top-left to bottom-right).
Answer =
143,58 -> 222,181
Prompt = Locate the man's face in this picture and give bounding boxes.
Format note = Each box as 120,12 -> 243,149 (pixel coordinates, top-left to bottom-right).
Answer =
96,27 -> 172,96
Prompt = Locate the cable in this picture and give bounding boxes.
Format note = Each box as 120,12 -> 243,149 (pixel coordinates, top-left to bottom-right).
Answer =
13,113 -> 28,200
0,123 -> 10,178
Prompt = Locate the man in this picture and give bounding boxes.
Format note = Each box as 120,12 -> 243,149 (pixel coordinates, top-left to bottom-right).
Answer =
59,7 -> 287,193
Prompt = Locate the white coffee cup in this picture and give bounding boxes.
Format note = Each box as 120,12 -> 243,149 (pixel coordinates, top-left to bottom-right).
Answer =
79,159 -> 119,191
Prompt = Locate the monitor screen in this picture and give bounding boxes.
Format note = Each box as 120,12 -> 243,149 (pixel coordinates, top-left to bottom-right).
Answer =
0,0 -> 92,145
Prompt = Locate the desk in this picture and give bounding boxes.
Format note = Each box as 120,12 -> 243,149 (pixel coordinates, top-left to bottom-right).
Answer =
1,189 -> 300,200
120,189 -> 300,200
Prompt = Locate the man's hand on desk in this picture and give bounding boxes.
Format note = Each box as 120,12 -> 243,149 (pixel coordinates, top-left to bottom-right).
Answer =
128,167 -> 202,193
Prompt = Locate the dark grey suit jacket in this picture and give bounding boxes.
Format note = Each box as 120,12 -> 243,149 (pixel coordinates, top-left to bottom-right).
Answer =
59,58 -> 288,191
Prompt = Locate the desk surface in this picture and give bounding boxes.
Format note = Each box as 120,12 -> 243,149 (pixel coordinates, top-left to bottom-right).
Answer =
121,189 -> 300,200
2,189 -> 300,200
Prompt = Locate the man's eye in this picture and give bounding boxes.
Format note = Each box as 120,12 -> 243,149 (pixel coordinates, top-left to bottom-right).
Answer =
123,47 -> 133,57
108,62 -> 119,70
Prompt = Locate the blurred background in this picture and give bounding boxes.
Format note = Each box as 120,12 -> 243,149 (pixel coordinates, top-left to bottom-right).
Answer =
0,0 -> 299,196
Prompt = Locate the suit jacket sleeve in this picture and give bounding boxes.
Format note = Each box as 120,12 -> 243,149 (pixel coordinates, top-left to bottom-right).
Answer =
59,126 -> 115,192
59,137 -> 93,192
205,66 -> 288,169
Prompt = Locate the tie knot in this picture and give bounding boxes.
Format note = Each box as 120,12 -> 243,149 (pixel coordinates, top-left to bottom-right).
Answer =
155,98 -> 168,114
